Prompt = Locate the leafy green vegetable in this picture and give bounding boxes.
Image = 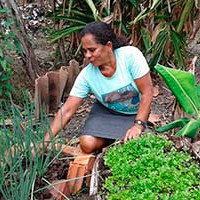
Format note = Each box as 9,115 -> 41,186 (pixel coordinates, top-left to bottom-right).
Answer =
103,133 -> 200,200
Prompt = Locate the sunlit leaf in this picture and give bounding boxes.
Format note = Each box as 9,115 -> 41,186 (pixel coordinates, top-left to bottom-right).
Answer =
155,64 -> 199,115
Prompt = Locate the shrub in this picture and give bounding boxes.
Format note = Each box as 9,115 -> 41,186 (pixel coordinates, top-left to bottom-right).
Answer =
103,133 -> 200,200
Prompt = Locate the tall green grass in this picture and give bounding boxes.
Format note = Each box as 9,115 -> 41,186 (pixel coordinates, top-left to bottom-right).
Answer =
0,98 -> 64,200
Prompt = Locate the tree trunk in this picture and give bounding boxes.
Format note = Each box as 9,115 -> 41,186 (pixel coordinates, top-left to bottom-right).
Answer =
0,0 -> 41,83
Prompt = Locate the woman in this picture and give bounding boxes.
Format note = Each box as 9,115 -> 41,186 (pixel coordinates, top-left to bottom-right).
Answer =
43,22 -> 153,154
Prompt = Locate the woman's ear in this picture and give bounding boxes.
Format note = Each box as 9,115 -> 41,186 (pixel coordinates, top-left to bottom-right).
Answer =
106,41 -> 113,50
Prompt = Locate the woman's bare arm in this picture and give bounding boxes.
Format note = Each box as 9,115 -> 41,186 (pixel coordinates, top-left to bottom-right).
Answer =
124,72 -> 153,143
44,96 -> 84,145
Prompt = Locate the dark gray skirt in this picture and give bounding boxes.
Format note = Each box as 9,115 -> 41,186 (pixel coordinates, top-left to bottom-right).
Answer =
81,101 -> 136,139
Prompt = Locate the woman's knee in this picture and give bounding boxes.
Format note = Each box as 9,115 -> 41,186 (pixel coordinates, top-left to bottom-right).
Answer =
79,135 -> 106,154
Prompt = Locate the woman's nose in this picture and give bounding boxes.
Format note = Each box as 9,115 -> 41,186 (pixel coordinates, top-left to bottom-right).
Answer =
85,50 -> 92,59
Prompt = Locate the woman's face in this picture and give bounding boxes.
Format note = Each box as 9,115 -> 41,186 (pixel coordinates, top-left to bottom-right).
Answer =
81,33 -> 112,66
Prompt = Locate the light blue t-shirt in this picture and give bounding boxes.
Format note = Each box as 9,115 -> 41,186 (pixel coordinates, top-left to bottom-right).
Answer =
70,46 -> 149,114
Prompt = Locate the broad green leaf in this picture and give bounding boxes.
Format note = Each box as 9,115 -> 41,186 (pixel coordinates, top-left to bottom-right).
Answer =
175,118 -> 200,138
155,64 -> 199,115
155,117 -> 190,133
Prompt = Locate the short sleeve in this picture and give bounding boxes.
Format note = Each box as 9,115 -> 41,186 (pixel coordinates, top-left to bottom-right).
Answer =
127,47 -> 149,79
69,68 -> 90,98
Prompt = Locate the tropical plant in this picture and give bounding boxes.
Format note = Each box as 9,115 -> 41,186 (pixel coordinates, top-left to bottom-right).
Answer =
46,0 -> 200,68
103,133 -> 200,200
155,64 -> 200,138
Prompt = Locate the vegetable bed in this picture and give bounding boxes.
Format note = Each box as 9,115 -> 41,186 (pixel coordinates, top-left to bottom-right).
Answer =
102,133 -> 200,200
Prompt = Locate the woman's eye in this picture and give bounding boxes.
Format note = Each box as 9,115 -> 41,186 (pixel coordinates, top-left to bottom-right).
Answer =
82,48 -> 96,54
88,48 -> 96,52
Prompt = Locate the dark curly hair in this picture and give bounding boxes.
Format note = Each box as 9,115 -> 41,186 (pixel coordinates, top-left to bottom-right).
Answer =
80,21 -> 128,50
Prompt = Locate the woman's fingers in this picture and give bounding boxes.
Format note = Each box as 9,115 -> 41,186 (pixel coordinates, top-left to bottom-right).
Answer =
123,126 -> 142,143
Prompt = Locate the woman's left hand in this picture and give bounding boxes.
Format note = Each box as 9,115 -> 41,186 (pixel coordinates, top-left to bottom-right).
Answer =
123,125 -> 142,143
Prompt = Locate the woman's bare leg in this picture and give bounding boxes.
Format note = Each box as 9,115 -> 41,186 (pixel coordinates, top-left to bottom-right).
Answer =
79,135 -> 107,154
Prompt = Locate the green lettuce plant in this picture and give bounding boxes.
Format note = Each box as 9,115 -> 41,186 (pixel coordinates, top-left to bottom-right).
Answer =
103,133 -> 200,200
155,64 -> 200,138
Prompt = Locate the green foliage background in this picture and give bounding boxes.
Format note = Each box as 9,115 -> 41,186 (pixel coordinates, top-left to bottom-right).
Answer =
48,0 -> 199,69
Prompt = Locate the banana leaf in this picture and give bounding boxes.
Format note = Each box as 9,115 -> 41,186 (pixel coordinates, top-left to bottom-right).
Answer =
155,117 -> 190,133
175,118 -> 200,138
155,64 -> 199,115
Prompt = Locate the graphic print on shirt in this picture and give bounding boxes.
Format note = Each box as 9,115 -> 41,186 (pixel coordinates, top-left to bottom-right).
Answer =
102,84 -> 139,113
